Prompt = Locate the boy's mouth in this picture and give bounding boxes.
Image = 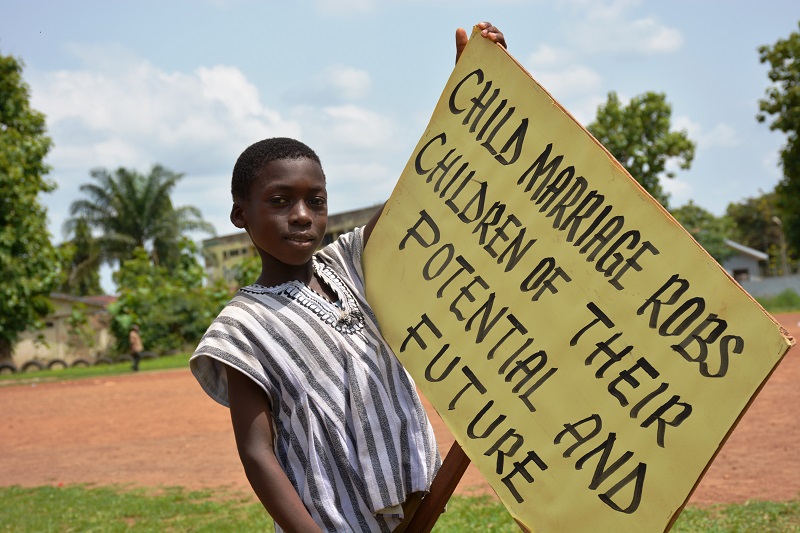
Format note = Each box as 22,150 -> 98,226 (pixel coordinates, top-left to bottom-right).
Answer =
286,233 -> 316,243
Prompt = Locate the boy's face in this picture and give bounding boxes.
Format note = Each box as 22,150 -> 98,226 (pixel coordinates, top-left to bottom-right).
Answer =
232,157 -> 327,273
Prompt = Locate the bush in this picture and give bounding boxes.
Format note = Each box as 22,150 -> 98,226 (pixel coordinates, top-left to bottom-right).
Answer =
756,288 -> 800,313
109,242 -> 231,354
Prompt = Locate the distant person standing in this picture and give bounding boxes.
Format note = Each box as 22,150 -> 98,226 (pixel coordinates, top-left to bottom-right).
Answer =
129,325 -> 144,371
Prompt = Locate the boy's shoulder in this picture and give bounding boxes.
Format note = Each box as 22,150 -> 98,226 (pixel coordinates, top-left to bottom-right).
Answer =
315,226 -> 364,261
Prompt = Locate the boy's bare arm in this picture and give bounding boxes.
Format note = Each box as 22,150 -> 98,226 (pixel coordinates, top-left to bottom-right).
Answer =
363,22 -> 506,248
225,366 -> 323,533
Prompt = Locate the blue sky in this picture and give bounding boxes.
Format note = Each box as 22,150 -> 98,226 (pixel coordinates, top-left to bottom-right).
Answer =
2,1 -> 798,290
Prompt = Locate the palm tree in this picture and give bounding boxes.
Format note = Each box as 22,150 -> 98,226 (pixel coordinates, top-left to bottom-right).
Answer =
58,218 -> 103,295
64,165 -> 215,270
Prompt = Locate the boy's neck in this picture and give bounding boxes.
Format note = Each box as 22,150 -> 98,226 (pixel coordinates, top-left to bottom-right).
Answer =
256,259 -> 314,287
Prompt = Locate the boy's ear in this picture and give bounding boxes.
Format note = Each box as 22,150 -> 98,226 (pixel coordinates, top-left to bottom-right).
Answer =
230,202 -> 247,229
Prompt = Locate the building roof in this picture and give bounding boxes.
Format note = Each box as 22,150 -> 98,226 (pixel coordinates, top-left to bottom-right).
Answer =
725,239 -> 769,261
50,292 -> 117,308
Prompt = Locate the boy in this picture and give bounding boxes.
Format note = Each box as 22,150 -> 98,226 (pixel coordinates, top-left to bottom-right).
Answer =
129,324 -> 144,371
190,23 -> 505,533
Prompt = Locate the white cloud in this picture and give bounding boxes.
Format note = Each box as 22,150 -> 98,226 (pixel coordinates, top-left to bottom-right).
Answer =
323,65 -> 372,101
698,124 -> 740,150
27,42 -> 406,248
532,65 -> 603,101
672,115 -> 702,140
662,177 -> 693,207
31,45 -> 300,179
673,116 -> 740,151
27,44 -> 308,244
564,93 -> 609,127
761,151 -> 781,178
528,45 -> 573,68
284,65 -> 373,106
525,46 -> 604,124
325,162 -> 394,214
294,104 -> 395,151
559,0 -> 683,56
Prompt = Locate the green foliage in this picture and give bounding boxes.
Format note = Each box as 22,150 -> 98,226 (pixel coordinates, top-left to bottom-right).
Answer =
57,217 -> 103,295
756,289 -> 800,314
65,301 -> 96,351
726,192 -> 781,253
588,91 -> 696,208
758,21 -> 800,264
65,164 -> 216,271
232,253 -> 262,289
727,192 -> 795,276
671,201 -> 736,263
109,240 -> 230,354
0,52 -> 59,359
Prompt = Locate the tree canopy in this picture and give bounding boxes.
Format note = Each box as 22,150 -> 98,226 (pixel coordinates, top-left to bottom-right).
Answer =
0,53 -> 59,360
670,201 -> 735,264
588,91 -> 696,208
757,21 -> 800,266
726,192 -> 781,253
57,218 -> 102,296
109,240 -> 230,354
65,165 -> 216,271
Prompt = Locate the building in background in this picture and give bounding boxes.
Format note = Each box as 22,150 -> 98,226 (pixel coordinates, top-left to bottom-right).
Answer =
721,239 -> 769,283
202,205 -> 381,286
10,293 -> 116,370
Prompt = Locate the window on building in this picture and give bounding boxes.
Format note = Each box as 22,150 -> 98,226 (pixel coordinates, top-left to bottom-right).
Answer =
733,269 -> 750,282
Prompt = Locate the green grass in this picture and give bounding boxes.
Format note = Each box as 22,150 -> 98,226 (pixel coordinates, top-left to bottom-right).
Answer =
1,485 -> 798,532
0,485 -> 272,532
672,500 -> 800,532
0,352 -> 191,385
757,288 -> 800,314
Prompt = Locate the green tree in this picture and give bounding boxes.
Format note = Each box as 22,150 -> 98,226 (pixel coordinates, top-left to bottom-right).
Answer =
671,201 -> 736,263
726,192 -> 781,253
588,91 -> 696,208
65,165 -> 215,271
232,254 -> 261,289
757,21 -> 800,264
57,218 -> 102,296
109,240 -> 230,354
0,53 -> 59,360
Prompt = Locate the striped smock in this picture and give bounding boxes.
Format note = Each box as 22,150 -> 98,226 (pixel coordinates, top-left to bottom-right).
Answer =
190,227 -> 441,532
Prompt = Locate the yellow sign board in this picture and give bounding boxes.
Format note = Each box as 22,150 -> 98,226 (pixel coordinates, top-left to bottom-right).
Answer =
364,29 -> 794,532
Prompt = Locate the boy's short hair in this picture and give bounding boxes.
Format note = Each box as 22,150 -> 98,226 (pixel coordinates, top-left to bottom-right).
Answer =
231,137 -> 324,201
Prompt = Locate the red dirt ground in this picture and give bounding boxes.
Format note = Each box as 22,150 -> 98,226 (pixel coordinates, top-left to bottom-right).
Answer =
1,313 -> 798,507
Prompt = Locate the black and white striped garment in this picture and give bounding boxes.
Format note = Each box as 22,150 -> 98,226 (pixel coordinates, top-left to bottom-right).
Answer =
190,227 -> 441,533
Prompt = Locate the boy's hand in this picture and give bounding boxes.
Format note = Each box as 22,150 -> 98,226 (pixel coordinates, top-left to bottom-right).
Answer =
456,21 -> 507,63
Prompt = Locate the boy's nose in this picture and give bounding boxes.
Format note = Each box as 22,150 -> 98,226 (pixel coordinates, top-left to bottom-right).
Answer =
289,201 -> 313,225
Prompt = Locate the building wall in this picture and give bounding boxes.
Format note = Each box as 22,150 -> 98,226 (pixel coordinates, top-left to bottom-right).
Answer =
12,295 -> 113,367
722,255 -> 765,282
202,232 -> 257,286
739,273 -> 800,298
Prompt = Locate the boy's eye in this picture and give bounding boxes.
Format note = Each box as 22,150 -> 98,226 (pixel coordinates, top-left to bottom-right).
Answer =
267,196 -> 288,205
308,197 -> 327,207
